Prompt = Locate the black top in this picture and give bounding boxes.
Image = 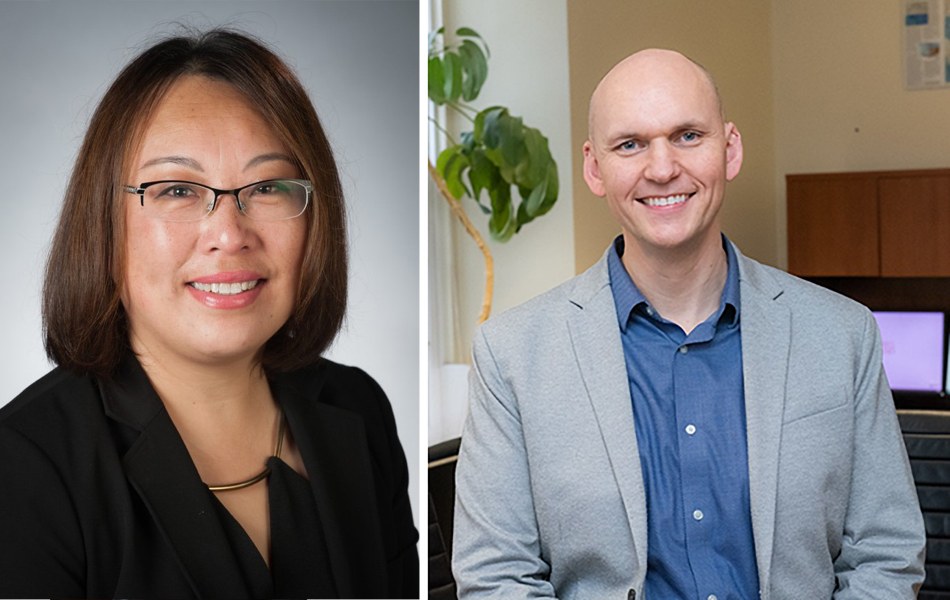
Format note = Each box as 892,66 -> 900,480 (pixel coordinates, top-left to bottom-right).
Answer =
211,457 -> 337,598
0,354 -> 418,598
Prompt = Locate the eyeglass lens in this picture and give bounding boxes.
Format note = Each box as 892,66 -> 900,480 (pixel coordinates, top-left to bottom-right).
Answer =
140,180 -> 309,222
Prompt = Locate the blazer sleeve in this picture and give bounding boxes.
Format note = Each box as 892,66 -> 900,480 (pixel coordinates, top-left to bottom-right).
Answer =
832,312 -> 926,598
0,422 -> 85,598
452,326 -> 560,599
367,370 -> 420,599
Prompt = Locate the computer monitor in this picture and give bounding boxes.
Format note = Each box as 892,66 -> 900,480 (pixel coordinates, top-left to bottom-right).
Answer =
871,311 -> 944,393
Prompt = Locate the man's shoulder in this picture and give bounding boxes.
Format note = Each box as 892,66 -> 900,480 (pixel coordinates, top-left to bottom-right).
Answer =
738,253 -> 873,323
479,256 -> 610,340
484,277 -> 576,328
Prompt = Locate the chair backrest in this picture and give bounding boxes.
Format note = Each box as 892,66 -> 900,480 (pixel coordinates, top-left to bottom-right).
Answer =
899,410 -> 950,597
428,493 -> 456,600
428,437 -> 461,599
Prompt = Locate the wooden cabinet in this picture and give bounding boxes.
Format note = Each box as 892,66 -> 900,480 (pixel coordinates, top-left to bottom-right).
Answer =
787,174 -> 879,276
787,169 -> 950,277
879,175 -> 950,276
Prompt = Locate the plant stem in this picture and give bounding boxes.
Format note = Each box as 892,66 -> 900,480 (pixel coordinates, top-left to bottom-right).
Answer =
427,117 -> 458,146
428,161 -> 494,324
445,101 -> 477,122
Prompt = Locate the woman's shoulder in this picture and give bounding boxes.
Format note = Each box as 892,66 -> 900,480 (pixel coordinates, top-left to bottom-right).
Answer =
274,359 -> 402,453
1,367 -> 101,434
0,367 -> 117,519
277,358 -> 391,413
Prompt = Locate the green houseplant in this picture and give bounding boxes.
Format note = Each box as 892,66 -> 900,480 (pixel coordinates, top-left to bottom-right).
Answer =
428,26 -> 559,323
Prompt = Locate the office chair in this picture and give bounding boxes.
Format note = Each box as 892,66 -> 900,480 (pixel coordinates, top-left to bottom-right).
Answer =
428,437 -> 461,599
899,410 -> 950,598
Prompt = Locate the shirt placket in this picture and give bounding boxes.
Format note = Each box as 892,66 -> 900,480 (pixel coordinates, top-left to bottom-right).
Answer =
674,330 -> 727,600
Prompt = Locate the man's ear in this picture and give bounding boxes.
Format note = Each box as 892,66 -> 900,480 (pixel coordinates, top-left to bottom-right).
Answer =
724,123 -> 743,182
582,140 -> 607,197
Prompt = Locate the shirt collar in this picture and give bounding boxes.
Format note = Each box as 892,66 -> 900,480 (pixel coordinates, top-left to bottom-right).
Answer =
607,234 -> 741,329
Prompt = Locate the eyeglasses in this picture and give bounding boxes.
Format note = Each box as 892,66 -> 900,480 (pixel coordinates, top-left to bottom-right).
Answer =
124,179 -> 312,222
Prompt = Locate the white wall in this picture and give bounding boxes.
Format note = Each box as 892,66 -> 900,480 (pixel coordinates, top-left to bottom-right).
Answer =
428,0 -> 575,442
438,0 -> 576,357
0,0 -> 419,525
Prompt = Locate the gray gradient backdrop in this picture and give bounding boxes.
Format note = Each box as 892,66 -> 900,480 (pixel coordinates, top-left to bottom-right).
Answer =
0,0 -> 420,529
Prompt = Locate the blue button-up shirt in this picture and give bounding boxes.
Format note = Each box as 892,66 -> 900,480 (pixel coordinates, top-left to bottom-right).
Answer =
607,235 -> 759,600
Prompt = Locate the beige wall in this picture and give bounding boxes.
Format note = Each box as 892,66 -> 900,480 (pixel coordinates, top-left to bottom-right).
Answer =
772,0 -> 950,268
434,1 -> 941,360
567,1 -> 777,272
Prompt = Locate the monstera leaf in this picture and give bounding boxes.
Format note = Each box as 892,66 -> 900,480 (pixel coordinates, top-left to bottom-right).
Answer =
428,27 -> 559,243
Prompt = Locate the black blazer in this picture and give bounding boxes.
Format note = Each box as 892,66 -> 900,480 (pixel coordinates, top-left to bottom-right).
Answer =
0,354 -> 419,598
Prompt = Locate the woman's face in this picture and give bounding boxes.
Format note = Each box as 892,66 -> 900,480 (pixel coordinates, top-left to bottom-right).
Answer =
122,75 -> 307,367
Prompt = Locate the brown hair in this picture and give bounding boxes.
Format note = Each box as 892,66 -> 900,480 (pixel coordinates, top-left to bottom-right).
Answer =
43,28 -> 347,377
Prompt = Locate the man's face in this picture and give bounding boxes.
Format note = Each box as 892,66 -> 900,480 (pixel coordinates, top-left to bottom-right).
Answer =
583,50 -> 743,258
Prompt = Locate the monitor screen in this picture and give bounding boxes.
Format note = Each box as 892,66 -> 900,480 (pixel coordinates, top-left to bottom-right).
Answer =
871,311 -> 944,393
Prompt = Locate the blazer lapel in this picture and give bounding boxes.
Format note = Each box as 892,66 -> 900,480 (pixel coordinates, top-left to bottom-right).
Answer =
123,413 -> 251,598
565,255 -> 649,578
736,249 -> 791,593
101,357 -> 249,599
273,368 -> 387,599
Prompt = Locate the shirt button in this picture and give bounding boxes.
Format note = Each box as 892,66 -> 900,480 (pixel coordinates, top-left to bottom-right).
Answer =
685,424 -> 697,435
678,346 -> 688,354
708,595 -> 718,600
693,509 -> 704,521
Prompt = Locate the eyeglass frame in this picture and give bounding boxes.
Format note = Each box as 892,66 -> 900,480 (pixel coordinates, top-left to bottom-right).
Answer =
123,178 -> 313,222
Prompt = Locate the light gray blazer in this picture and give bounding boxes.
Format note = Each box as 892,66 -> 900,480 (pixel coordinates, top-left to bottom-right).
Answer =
453,243 -> 926,600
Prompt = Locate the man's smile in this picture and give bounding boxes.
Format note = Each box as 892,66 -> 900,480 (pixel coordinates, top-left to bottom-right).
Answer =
636,192 -> 695,207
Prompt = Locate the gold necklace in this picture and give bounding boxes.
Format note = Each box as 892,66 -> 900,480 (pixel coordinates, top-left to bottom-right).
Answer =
207,412 -> 285,493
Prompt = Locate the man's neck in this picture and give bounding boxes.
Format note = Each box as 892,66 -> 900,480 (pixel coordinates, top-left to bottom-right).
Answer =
621,232 -> 729,335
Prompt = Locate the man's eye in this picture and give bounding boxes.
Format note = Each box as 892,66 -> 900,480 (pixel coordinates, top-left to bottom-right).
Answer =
618,140 -> 640,151
681,131 -> 700,143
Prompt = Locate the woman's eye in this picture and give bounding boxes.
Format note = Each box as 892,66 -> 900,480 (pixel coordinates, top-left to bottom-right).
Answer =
157,185 -> 198,199
251,182 -> 289,196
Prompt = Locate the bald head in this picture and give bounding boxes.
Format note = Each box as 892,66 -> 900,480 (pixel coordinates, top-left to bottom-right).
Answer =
587,49 -> 724,142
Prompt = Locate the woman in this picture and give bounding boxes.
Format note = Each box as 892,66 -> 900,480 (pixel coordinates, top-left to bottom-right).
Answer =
0,29 -> 418,598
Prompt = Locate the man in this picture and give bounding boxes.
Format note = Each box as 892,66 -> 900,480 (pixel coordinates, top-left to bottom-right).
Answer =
452,49 -> 926,599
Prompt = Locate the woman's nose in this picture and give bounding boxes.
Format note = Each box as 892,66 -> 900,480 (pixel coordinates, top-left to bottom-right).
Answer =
200,193 -> 256,253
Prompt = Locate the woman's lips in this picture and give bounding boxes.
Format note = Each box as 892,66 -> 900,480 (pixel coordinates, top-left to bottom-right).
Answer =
186,271 -> 266,309
189,279 -> 260,295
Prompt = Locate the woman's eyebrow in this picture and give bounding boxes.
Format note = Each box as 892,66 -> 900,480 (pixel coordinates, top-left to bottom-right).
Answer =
139,155 -> 204,171
137,153 -> 294,172
244,152 -> 295,171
